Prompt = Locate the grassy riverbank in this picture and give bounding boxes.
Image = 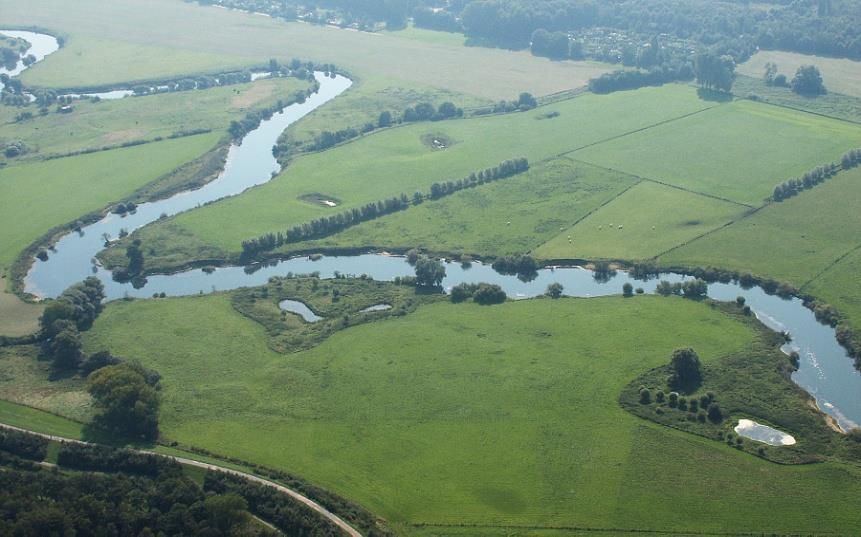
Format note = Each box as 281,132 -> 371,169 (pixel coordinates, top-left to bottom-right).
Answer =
70,292 -> 861,534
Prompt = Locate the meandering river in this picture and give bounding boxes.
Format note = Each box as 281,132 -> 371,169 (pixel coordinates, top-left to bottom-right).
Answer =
8,31 -> 861,432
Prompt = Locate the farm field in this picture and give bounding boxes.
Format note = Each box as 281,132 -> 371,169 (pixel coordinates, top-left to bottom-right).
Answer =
739,50 -> 861,98
574,100 -> 861,206
283,159 -> 637,257
533,180 -> 750,261
733,75 -> 861,124
0,276 -> 41,337
660,166 -> 861,287
0,0 -> 615,99
77,293 -> 861,534
115,84 -> 716,268
0,132 -> 220,271
0,76 -> 310,161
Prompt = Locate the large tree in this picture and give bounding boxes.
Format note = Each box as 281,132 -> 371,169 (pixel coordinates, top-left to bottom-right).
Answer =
414,256 -> 446,288
88,364 -> 160,440
669,347 -> 703,391
791,65 -> 826,96
695,52 -> 736,92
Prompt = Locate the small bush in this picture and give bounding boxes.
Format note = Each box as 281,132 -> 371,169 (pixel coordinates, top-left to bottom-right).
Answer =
707,403 -> 723,423
639,388 -> 651,404
655,390 -> 666,403
668,392 -> 679,408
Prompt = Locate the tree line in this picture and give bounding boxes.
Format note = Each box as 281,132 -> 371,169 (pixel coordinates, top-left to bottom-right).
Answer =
772,147 -> 860,202
240,157 -> 529,258
305,100 -> 465,152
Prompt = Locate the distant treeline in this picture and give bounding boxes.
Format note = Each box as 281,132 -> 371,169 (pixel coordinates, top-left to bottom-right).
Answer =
772,148 -> 860,202
240,157 -> 528,258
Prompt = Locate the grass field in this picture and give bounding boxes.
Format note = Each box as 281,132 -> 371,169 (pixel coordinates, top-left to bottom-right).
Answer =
0,132 -> 220,271
113,85 -> 715,269
574,100 -> 861,206
733,75 -> 861,124
0,399 -> 85,439
284,159 -> 636,257
534,180 -> 751,261
280,74 -> 491,156
739,50 -> 861,98
660,166 -> 861,286
803,246 -> 861,332
0,76 -> 308,161
0,0 -> 614,99
0,346 -> 91,422
77,293 -> 861,534
0,276 -> 40,336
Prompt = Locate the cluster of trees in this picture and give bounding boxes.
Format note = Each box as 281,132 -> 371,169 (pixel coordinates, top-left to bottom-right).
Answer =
773,162 -> 839,201
694,52 -> 736,93
842,148 -> 861,170
205,471 -> 343,536
240,158 -> 528,257
414,256 -> 446,288
589,62 -> 693,93
763,62 -> 788,88
39,277 -> 105,369
530,29 -> 571,59
0,428 -> 48,461
484,92 -> 538,114
450,282 -> 507,304
3,139 -> 26,158
0,459 -> 271,536
643,387 -> 723,423
790,65 -> 827,96
307,101 -> 464,152
450,0 -> 860,61
491,254 -> 538,278
655,278 -> 708,299
56,443 -> 177,476
413,6 -> 461,32
88,362 -> 161,441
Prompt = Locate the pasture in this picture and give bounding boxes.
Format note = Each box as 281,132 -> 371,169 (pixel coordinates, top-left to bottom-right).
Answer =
574,100 -> 861,206
534,180 -> 750,261
0,132 -> 220,271
660,166 -> 861,286
287,159 -> 636,257
803,246 -> 861,332
738,50 -> 861,98
0,76 -> 308,161
0,0 -> 615,99
79,293 -> 861,534
125,84 -> 714,266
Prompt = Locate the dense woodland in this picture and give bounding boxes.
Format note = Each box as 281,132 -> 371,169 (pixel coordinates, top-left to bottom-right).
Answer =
197,0 -> 861,61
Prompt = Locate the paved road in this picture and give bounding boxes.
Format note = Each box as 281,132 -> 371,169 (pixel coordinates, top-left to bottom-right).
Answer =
0,422 -> 362,537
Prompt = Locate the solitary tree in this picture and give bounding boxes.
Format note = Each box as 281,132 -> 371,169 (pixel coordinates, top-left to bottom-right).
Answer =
88,364 -> 160,440
763,62 -> 778,85
546,282 -> 564,299
669,347 -> 703,391
791,65 -> 826,96
622,282 -> 634,297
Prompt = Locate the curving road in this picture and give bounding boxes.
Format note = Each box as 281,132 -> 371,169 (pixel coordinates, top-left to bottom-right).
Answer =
0,422 -> 362,537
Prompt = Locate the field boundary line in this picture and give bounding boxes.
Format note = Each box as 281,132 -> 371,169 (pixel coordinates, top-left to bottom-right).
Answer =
554,103 -> 722,159
567,158 -> 756,209
799,242 -> 861,291
0,421 -> 362,537
650,205 -> 766,260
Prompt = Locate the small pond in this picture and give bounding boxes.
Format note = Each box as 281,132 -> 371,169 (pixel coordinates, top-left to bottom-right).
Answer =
734,419 -> 796,446
279,300 -> 324,323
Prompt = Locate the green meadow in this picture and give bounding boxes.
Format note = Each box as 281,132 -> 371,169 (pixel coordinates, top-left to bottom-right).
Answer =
534,180 -> 750,261
805,246 -> 861,334
77,293 -> 861,534
120,84 -> 714,268
0,76 -> 309,161
660,166 -> 861,286
574,100 -> 861,206
286,159 -> 636,257
738,50 -> 861,99
0,132 -> 219,271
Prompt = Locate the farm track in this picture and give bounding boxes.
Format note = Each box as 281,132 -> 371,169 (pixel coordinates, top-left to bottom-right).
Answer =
0,421 -> 362,537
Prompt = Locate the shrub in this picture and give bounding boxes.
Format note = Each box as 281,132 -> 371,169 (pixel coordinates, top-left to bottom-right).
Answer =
545,282 -> 564,299
707,403 -> 723,423
689,399 -> 699,413
639,388 -> 651,404
697,411 -> 707,423
473,283 -> 507,305
668,391 -> 679,408
622,282 -> 634,297
678,397 -> 688,411
655,390 -> 666,403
